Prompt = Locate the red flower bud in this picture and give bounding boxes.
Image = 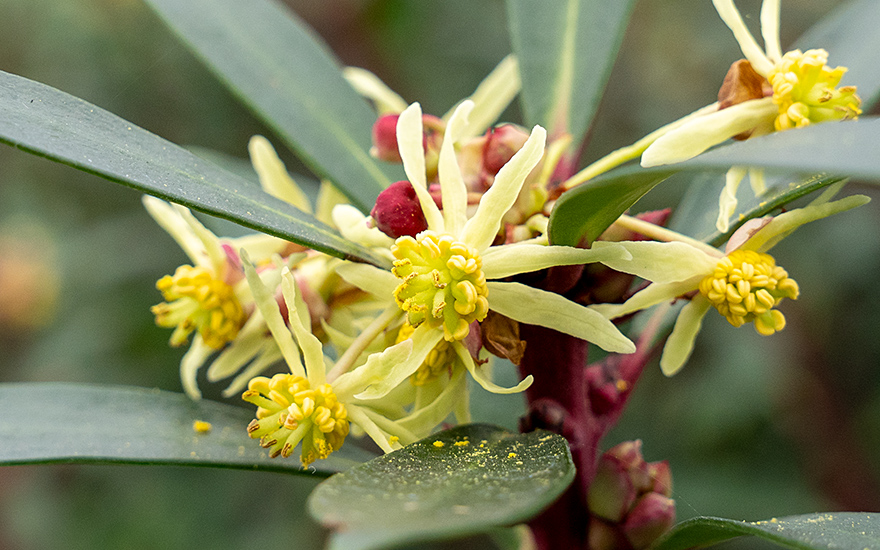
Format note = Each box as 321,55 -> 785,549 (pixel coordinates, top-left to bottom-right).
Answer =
371,114 -> 403,162
371,180 -> 429,238
483,124 -> 530,176
622,493 -> 676,549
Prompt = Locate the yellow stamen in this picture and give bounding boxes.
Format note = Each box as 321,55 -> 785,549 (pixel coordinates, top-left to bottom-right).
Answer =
699,250 -> 799,335
242,374 -> 349,468
768,49 -> 861,131
396,322 -> 457,385
151,265 -> 245,349
391,231 -> 489,341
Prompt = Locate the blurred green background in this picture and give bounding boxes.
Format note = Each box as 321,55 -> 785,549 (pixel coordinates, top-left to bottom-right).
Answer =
0,0 -> 878,548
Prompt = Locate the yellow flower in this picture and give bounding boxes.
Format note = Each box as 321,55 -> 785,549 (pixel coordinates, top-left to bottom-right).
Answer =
640,0 -> 861,232
337,101 -> 636,395
591,194 -> 869,376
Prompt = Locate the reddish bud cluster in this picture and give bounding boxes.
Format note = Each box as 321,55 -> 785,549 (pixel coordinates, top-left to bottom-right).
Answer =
587,441 -> 675,550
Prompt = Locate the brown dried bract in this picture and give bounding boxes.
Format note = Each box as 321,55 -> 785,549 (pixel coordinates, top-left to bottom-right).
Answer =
480,310 -> 527,365
718,60 -> 772,140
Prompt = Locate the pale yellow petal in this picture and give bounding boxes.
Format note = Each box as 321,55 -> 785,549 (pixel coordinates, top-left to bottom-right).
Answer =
335,262 -> 397,299
179,335 -> 213,400
461,125 -> 546,251
241,251 -> 305,378
342,66 -> 408,115
397,366 -> 466,434
641,98 -> 776,167
590,277 -> 704,320
487,281 -> 635,354
439,101 -> 473,235
712,0 -> 774,75
592,241 -> 718,283
446,55 -> 521,139
744,194 -> 871,252
221,346 -> 283,398
482,242 -> 631,279
281,269 -> 327,387
206,312 -> 271,382
174,204 -> 227,275
660,297 -> 712,376
760,0 -> 782,63
397,103 -> 445,231
455,343 -> 533,394
315,181 -> 350,226
717,166 -> 747,233
331,204 -> 395,249
141,196 -> 206,267
248,135 -> 312,213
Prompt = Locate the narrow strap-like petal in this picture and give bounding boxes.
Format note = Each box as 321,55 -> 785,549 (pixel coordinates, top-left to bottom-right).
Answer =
439,101 -> 473,235
248,135 -> 312,212
641,98 -> 776,167
281,269 -> 327,387
717,166 -> 748,233
487,281 -> 635,354
712,0 -> 774,75
660,297 -> 712,376
446,55 -> 521,139
397,367 -> 466,434
397,103 -> 445,231
592,241 -> 718,283
179,335 -> 214,400
455,343 -> 532,394
461,125 -> 546,251
342,66 -> 408,115
590,277 -> 704,320
335,262 -> 398,299
760,0 -> 782,63
241,250 -> 305,378
482,242 -> 631,279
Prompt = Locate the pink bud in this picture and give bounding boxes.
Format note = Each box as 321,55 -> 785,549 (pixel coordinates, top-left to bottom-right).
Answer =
588,451 -> 638,522
622,493 -> 676,549
606,440 -> 653,494
483,124 -> 530,176
371,115 -> 402,162
648,460 -> 673,497
588,517 -> 628,550
371,180 -> 429,238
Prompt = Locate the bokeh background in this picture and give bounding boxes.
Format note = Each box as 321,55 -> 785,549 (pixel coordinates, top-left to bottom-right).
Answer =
1,0 -> 878,548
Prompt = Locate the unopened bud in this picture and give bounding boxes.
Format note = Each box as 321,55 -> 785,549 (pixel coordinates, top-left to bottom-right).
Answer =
588,517 -> 629,550
588,450 -> 638,522
647,460 -> 673,497
483,124 -> 530,176
371,114 -> 403,162
606,440 -> 653,493
622,493 -> 676,549
371,180 -> 429,238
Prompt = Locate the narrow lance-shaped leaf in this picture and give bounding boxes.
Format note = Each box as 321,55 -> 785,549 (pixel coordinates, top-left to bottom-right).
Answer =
0,383 -> 379,475
0,71 -> 388,267
144,0 -> 400,212
506,0 -> 636,140
651,513 -> 880,550
309,424 -> 575,550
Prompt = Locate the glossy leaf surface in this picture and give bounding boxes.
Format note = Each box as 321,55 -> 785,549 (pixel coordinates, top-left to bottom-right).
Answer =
309,424 -> 575,550
0,383 -> 377,475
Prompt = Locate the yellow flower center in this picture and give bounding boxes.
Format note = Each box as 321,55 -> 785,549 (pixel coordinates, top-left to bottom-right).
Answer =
391,230 -> 489,341
699,250 -> 799,335
242,373 -> 349,468
396,322 -> 457,385
768,49 -> 861,131
151,265 -> 245,349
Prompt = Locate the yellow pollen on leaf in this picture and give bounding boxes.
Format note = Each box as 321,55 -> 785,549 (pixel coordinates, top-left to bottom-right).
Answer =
242,373 -> 350,468
768,49 -> 861,131
151,265 -> 245,349
391,231 -> 489,341
699,250 -> 799,336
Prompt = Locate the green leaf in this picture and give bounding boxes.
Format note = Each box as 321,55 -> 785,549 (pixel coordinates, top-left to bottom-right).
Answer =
548,166 -> 675,246
506,0 -> 636,139
309,424 -> 575,550
651,513 -> 880,550
680,118 -> 880,181
0,71 -> 388,267
795,0 -> 880,109
0,383 -> 378,475
144,0 -> 399,212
